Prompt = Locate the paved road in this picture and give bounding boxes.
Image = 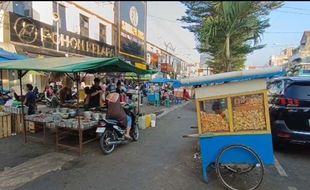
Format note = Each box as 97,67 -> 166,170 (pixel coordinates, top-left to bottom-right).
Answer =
3,103 -> 309,190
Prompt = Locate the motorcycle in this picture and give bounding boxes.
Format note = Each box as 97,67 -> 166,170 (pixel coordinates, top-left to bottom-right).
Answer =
96,104 -> 139,155
45,95 -> 60,108
0,90 -> 12,105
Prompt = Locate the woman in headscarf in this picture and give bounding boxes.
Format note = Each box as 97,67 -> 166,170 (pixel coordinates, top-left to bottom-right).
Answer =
106,92 -> 132,140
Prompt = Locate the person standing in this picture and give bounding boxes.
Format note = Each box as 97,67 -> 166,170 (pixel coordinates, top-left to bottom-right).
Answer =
24,84 -> 36,115
89,78 -> 102,108
116,80 -> 122,94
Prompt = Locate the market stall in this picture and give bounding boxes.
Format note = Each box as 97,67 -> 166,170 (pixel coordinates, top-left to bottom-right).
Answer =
192,68 -> 285,190
147,78 -> 181,106
0,57 -> 154,155
0,48 -> 28,90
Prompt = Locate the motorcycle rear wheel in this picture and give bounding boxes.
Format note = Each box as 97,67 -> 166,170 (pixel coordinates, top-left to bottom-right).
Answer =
100,130 -> 117,155
130,124 -> 139,141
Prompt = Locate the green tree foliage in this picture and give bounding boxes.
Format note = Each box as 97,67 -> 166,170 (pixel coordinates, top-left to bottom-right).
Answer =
180,1 -> 283,73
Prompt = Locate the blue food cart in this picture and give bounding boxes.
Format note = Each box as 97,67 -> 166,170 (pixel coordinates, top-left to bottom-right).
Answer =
191,69 -> 285,190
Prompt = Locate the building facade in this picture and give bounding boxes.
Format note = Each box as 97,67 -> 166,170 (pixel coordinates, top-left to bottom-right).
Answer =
146,41 -> 188,79
0,1 -> 116,91
0,1 -> 188,91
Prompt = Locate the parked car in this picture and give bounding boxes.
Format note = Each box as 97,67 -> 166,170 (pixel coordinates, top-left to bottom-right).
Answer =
267,77 -> 310,147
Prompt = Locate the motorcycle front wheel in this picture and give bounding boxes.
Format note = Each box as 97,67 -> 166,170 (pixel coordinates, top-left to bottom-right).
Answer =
100,130 -> 117,155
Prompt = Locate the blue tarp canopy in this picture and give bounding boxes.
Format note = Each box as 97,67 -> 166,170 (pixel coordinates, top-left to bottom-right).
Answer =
181,68 -> 286,87
148,77 -> 182,88
149,77 -> 170,83
0,48 -> 28,62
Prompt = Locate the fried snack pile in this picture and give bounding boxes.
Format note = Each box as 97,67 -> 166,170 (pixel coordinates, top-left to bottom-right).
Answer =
200,111 -> 229,133
233,95 -> 266,132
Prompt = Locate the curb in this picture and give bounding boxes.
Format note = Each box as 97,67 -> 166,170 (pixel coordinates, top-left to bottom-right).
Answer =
157,100 -> 192,119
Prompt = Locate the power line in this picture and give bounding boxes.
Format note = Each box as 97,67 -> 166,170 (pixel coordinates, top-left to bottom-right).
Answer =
265,31 -> 302,33
283,5 -> 310,11
148,14 -> 182,23
265,31 -> 303,34
275,10 -> 310,16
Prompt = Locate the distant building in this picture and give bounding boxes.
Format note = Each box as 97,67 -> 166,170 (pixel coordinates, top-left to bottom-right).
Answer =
291,31 -> 310,62
269,47 -> 294,66
247,65 -> 270,70
146,41 -> 189,78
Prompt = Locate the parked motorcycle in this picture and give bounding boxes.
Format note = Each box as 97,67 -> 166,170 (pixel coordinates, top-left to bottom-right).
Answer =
0,90 -> 12,105
96,104 -> 139,155
45,95 -> 60,108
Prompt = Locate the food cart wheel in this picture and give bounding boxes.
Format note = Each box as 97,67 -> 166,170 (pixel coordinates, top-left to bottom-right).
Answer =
224,164 -> 256,174
215,144 -> 264,190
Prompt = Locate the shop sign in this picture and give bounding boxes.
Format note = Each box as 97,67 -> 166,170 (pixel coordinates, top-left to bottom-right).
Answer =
119,1 -> 146,62
146,51 -> 159,68
135,62 -> 147,70
9,12 -> 115,57
161,63 -> 173,73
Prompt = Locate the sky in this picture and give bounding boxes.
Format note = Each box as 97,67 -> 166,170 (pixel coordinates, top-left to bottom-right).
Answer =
147,1 -> 310,66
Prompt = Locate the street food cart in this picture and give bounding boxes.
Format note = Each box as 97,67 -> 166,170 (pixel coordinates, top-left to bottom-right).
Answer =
187,68 -> 285,190
0,57 -> 154,155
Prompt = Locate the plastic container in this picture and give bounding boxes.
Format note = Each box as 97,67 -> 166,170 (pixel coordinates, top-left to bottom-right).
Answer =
145,114 -> 151,128
138,116 -> 146,130
151,120 -> 156,128
150,114 -> 156,127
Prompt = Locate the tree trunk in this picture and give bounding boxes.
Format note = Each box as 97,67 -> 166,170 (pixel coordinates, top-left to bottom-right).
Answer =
225,35 -> 232,72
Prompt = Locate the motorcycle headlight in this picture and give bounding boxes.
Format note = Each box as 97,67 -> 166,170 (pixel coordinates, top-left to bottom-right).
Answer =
99,121 -> 106,126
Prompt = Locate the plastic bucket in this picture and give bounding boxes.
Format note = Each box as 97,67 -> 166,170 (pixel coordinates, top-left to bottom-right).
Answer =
145,114 -> 152,128
151,120 -> 156,127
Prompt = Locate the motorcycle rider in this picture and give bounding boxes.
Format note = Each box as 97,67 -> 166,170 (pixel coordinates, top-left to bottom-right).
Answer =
106,92 -> 132,140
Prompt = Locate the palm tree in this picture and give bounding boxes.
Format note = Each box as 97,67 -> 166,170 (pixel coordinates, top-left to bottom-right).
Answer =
181,1 -> 282,73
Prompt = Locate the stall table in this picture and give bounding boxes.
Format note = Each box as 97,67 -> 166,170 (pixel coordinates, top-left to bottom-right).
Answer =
55,119 -> 99,155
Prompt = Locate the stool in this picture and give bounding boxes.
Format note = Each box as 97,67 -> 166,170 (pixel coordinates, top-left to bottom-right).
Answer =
154,100 -> 160,107
164,99 -> 171,108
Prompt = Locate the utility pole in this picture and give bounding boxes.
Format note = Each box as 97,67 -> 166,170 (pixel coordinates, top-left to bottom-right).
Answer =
114,1 -> 119,57
56,2 -> 59,52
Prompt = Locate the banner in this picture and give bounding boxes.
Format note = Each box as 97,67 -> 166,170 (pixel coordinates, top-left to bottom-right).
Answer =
119,1 -> 146,62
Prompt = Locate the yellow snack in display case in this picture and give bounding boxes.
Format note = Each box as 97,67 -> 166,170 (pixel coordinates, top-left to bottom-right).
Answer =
200,111 -> 229,133
232,94 -> 266,132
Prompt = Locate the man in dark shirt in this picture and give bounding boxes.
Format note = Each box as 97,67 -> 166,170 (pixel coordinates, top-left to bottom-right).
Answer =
24,84 -> 36,115
116,80 -> 122,94
89,78 -> 102,108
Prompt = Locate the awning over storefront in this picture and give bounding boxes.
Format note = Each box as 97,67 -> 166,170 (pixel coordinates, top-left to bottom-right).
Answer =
0,48 -> 28,62
0,57 -> 156,75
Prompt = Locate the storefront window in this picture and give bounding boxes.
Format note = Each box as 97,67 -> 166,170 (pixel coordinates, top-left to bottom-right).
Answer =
99,23 -> 107,43
80,14 -> 89,37
13,1 -> 32,17
53,2 -> 67,30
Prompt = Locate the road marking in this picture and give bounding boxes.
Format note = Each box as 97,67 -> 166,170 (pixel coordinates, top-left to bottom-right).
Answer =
0,152 -> 75,190
274,157 -> 288,177
288,186 -> 298,190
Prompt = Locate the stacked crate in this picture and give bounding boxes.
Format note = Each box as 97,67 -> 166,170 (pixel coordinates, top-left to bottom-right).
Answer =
0,113 -> 12,139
